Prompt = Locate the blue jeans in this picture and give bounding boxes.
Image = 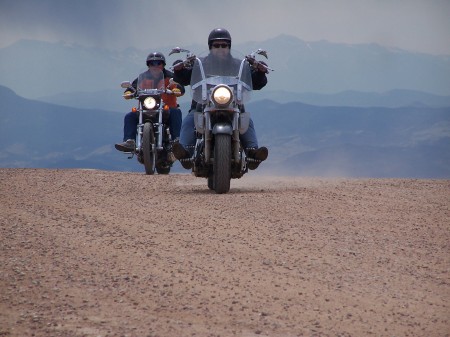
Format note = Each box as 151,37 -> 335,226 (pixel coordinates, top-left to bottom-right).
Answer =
179,110 -> 259,152
123,108 -> 182,141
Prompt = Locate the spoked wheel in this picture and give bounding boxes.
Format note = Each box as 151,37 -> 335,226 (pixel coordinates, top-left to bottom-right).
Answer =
142,122 -> 156,175
213,134 -> 231,194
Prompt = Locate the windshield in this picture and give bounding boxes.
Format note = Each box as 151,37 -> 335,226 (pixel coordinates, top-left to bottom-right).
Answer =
137,68 -> 165,92
190,49 -> 252,104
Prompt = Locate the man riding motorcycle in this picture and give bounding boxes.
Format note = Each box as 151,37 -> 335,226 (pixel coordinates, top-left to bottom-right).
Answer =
115,52 -> 184,152
172,28 -> 268,170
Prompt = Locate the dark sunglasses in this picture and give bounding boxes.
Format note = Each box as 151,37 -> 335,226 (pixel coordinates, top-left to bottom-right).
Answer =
148,60 -> 163,66
212,43 -> 230,49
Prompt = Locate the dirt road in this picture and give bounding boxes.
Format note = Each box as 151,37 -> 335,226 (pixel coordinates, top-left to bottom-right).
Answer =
0,169 -> 449,336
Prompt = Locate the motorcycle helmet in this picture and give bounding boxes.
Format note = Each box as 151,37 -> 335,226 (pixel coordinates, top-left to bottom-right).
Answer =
208,28 -> 231,49
146,52 -> 166,66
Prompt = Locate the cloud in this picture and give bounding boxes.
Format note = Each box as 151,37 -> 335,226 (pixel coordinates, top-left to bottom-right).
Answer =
1,0 -> 450,55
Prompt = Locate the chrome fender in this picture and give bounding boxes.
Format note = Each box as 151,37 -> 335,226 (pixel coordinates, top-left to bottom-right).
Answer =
212,124 -> 233,135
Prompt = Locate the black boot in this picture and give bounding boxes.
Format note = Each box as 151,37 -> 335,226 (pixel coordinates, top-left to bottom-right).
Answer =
172,142 -> 190,159
247,147 -> 268,170
172,142 -> 192,169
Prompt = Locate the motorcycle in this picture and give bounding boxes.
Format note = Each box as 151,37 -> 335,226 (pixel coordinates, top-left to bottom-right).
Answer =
169,47 -> 273,193
120,69 -> 176,175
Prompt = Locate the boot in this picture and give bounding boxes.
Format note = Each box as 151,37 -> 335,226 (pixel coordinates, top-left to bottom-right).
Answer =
172,142 -> 192,169
115,139 -> 135,152
247,147 -> 268,170
172,142 -> 190,160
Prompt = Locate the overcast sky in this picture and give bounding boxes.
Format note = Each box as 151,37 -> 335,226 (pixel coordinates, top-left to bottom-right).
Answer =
1,0 -> 449,55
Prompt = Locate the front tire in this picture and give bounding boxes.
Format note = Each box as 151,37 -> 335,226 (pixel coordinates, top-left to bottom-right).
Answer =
143,122 -> 155,175
213,134 -> 231,194
156,161 -> 171,175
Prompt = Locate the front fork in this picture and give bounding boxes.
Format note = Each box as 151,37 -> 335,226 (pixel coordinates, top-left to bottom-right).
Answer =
136,105 -> 166,152
156,105 -> 164,151
136,106 -> 144,151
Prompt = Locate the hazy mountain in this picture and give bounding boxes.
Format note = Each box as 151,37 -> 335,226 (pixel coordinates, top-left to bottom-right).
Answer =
1,85 -> 449,178
37,88 -> 450,113
250,99 -> 450,178
0,85 -> 184,173
1,35 -> 449,99
256,34 -> 450,95
37,89 -> 133,114
253,89 -> 450,108
0,39 -> 201,99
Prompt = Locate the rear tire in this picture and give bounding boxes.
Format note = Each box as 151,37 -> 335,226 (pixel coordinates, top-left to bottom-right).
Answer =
143,122 -> 155,175
213,134 -> 231,194
156,163 -> 171,175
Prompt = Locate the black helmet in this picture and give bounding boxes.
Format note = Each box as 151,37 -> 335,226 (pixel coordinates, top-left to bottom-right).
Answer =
146,52 -> 166,66
208,28 -> 231,49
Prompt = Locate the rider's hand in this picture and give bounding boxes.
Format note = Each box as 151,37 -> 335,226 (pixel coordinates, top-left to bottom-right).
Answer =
123,90 -> 134,100
256,61 -> 269,73
172,60 -> 184,71
123,92 -> 134,100
172,88 -> 182,97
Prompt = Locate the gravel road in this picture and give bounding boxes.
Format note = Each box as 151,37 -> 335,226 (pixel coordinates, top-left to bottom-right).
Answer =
1,169 -> 449,336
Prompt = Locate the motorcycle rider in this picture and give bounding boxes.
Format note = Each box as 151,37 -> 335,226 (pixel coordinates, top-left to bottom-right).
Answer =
172,28 -> 269,170
115,52 -> 185,152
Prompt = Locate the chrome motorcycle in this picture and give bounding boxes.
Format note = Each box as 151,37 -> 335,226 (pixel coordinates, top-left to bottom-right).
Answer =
120,70 -> 176,175
170,47 -> 272,193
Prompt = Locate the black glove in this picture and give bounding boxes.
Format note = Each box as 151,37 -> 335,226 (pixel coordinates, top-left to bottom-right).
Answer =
172,59 -> 184,71
256,61 -> 269,73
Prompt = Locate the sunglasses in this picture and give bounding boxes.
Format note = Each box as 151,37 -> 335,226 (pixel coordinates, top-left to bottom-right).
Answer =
148,60 -> 163,66
212,43 -> 230,49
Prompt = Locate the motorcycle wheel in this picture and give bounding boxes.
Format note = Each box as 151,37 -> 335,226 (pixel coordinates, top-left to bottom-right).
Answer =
213,134 -> 231,194
156,161 -> 171,175
157,168 -> 171,174
207,173 -> 214,190
142,122 -> 155,175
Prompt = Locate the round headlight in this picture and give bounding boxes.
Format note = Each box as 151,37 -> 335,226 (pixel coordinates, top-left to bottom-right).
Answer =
212,86 -> 232,106
143,97 -> 157,109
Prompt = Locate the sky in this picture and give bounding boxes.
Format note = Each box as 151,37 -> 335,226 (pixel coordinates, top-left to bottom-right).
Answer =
0,0 -> 450,55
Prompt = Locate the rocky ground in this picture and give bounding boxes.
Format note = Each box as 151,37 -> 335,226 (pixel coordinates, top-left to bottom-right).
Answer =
0,168 -> 449,337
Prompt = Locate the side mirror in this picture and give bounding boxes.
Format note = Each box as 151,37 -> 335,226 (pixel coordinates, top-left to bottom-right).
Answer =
120,81 -> 132,88
169,47 -> 191,56
255,49 -> 268,59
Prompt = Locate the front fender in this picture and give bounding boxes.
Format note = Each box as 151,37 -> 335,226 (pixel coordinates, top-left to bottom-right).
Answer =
212,124 -> 233,135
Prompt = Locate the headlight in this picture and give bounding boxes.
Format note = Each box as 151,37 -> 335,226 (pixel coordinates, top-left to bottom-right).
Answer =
212,85 -> 232,106
143,97 -> 157,109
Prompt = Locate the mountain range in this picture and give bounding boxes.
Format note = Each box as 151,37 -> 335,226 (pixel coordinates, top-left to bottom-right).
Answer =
1,85 -> 449,178
252,99 -> 450,178
36,88 -> 450,114
1,35 -> 450,100
1,35 -> 449,178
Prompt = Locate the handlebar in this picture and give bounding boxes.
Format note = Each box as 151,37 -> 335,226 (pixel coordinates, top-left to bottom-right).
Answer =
171,55 -> 197,71
245,51 -> 274,73
122,88 -> 179,99
169,47 -> 274,73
